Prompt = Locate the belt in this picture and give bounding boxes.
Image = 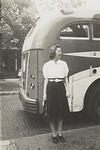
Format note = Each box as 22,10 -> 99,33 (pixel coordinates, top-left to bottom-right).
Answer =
49,78 -> 64,82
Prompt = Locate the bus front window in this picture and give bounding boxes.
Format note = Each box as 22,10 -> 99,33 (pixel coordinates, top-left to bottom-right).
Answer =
22,52 -> 29,91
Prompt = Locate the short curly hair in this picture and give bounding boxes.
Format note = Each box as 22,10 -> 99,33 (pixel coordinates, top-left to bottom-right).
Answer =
49,44 -> 60,59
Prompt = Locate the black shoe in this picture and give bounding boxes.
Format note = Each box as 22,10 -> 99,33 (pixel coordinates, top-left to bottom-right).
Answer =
52,136 -> 58,144
58,135 -> 66,143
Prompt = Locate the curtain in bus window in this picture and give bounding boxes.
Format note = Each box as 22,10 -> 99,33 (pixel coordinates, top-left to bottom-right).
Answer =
93,24 -> 100,38
60,23 -> 89,38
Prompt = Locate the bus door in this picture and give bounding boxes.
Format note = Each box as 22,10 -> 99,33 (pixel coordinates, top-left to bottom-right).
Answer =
90,23 -> 100,68
27,50 -> 38,100
37,50 -> 44,113
62,47 -> 74,112
60,22 -> 93,111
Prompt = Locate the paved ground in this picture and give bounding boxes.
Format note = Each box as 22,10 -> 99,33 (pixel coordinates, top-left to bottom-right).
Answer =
1,79 -> 100,150
1,126 -> 100,150
1,94 -> 50,140
1,94 -> 99,141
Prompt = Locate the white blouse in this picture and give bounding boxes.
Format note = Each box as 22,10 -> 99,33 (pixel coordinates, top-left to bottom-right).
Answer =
43,59 -> 69,78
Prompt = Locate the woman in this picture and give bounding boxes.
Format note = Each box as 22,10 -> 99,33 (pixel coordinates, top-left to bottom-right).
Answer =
43,44 -> 70,144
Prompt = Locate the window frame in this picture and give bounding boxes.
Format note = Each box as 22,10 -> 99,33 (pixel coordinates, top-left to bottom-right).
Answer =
92,22 -> 100,41
22,51 -> 30,93
58,21 -> 91,40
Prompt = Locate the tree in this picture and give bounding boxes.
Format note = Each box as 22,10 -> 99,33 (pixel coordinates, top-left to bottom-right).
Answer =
0,0 -> 86,49
1,0 -> 38,49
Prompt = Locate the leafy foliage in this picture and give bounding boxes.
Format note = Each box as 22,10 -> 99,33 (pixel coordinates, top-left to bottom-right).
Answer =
1,0 -> 38,49
1,0 -> 86,49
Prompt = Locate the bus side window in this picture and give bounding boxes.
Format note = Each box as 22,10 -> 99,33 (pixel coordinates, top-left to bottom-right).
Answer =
60,23 -> 89,38
93,24 -> 100,39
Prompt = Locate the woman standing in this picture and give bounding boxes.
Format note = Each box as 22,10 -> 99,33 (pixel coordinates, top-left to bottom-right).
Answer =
43,44 -> 70,144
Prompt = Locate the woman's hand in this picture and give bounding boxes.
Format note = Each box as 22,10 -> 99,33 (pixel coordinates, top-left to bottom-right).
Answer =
43,78 -> 48,106
64,76 -> 70,98
66,91 -> 70,98
42,93 -> 47,106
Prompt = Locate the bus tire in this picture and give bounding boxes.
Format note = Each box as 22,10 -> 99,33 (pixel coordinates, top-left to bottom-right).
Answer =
86,84 -> 100,123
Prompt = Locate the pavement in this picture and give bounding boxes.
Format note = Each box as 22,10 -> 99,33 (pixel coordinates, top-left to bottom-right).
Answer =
0,79 -> 100,150
1,126 -> 100,150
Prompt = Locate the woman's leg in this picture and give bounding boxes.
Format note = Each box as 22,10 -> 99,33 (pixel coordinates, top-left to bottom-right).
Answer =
57,117 -> 66,143
49,118 -> 57,137
57,117 -> 63,136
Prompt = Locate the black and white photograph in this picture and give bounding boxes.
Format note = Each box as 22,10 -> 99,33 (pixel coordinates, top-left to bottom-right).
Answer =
0,0 -> 100,149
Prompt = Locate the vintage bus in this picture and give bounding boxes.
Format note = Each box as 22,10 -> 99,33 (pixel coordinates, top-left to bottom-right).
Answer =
19,8 -> 100,122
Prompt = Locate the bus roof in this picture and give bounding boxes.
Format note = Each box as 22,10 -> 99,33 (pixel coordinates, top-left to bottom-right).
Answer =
22,8 -> 100,52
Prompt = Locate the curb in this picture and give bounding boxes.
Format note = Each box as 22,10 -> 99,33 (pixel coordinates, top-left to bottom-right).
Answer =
0,91 -> 19,96
1,140 -> 17,150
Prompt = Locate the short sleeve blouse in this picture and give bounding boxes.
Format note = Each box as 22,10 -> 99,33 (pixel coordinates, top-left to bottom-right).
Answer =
43,59 -> 69,78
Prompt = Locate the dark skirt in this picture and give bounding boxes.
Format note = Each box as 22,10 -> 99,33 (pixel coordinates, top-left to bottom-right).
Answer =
47,81 -> 69,119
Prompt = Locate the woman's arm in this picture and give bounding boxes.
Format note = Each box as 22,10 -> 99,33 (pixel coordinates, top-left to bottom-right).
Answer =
64,76 -> 70,98
43,78 -> 48,106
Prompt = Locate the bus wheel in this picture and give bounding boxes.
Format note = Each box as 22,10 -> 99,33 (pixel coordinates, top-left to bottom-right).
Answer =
87,85 -> 100,123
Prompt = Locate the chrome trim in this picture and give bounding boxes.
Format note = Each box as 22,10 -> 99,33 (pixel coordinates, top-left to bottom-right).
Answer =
19,89 -> 38,113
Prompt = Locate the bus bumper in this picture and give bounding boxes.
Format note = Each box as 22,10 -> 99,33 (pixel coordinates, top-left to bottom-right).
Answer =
18,89 -> 38,113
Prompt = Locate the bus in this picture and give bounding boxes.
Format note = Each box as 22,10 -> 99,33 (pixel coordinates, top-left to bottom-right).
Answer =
19,8 -> 100,122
